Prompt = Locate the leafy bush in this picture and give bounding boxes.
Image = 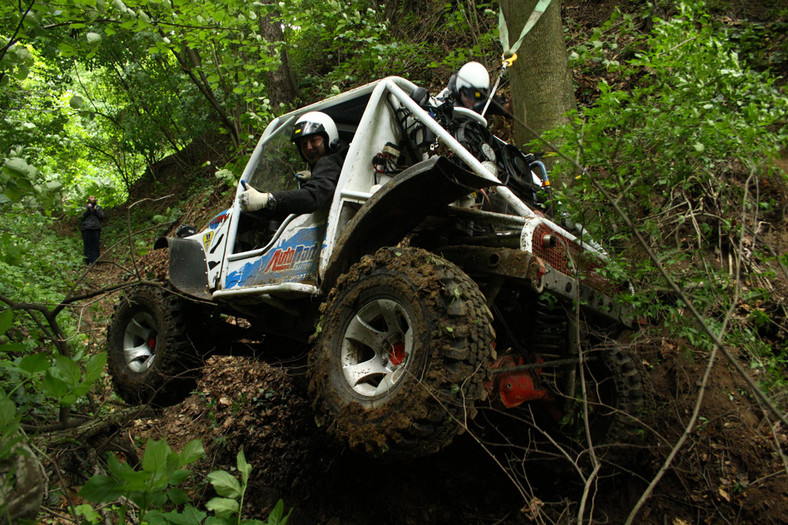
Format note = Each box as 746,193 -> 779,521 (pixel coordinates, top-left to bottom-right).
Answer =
79,439 -> 291,525
546,0 -> 788,382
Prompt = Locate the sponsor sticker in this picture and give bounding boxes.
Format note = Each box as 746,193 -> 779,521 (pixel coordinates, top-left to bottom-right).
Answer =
202,231 -> 214,250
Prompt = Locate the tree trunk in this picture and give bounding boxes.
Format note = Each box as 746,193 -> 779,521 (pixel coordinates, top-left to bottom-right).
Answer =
500,0 -> 576,148
259,14 -> 298,112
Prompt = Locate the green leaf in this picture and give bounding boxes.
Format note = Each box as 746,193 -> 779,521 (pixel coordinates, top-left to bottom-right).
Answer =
207,470 -> 242,499
141,510 -> 169,525
0,398 -> 20,431
265,499 -> 292,525
105,453 -> 134,479
164,504 -> 208,525
167,487 -> 191,505
179,439 -> 205,466
74,503 -> 102,522
205,517 -> 233,525
169,468 -> 191,485
0,342 -> 24,352
142,438 -> 171,473
52,354 -> 81,384
206,496 -> 240,518
0,310 -> 12,334
58,42 -> 75,55
42,373 -> 69,399
79,475 -> 124,503
237,449 -> 251,485
19,353 -> 50,374
84,352 -> 107,382
3,158 -> 33,177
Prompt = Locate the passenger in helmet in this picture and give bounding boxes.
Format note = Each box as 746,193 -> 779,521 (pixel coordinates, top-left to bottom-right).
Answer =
436,61 -> 510,116
238,111 -> 349,217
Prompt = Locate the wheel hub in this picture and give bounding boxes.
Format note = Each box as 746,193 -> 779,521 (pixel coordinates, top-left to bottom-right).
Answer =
340,298 -> 413,397
122,312 -> 158,373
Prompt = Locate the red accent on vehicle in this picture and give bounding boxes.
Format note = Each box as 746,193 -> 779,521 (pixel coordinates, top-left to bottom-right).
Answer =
389,342 -> 405,366
531,224 -> 619,294
484,355 -> 547,408
148,337 -> 156,349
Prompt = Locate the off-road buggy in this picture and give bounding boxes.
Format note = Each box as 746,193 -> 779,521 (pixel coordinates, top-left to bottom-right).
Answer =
107,77 -> 644,458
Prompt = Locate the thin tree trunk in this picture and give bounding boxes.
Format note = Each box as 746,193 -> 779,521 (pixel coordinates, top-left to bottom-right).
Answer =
259,12 -> 298,111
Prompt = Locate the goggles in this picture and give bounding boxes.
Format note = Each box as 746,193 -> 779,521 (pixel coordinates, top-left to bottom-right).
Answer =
459,86 -> 488,102
292,121 -> 326,142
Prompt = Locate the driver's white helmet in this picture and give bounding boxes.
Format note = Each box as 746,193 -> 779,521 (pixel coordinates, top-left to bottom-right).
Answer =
291,111 -> 338,147
455,61 -> 490,102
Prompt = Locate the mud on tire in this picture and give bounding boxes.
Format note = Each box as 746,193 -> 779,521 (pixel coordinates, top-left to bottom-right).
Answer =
106,284 -> 202,407
308,247 -> 496,457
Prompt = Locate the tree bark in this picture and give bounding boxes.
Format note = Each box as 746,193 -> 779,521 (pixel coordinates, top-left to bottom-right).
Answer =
500,0 -> 576,148
259,14 -> 298,112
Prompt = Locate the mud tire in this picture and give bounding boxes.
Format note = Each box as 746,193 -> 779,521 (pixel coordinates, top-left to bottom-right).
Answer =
309,247 -> 495,457
551,335 -> 647,461
106,285 -> 202,407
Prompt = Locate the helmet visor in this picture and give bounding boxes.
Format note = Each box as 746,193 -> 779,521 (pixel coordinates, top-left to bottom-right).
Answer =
292,120 -> 326,142
459,86 -> 487,102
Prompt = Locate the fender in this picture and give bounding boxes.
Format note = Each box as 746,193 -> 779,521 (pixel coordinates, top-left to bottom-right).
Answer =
153,237 -> 212,300
322,156 -> 498,290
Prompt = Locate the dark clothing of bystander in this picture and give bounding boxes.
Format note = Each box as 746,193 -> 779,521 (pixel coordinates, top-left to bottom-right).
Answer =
81,201 -> 104,264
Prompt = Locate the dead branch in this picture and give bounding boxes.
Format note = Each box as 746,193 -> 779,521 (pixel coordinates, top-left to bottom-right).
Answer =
33,406 -> 154,451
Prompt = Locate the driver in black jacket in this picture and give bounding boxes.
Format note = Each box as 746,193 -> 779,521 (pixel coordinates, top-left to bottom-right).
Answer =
238,111 -> 349,218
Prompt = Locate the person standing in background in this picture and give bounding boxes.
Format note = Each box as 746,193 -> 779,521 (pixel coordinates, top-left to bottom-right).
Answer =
80,195 -> 104,265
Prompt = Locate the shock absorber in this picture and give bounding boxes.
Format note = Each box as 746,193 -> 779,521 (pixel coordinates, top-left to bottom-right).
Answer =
529,298 -> 568,356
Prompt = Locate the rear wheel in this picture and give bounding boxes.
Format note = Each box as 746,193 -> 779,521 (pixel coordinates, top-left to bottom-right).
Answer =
106,285 -> 203,406
535,332 -> 647,464
309,247 -> 495,457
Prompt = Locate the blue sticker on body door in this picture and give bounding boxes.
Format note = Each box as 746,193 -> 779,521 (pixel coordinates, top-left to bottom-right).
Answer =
225,226 -> 323,288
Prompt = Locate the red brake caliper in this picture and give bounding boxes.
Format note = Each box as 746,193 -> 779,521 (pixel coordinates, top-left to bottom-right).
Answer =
148,335 -> 156,350
389,342 -> 405,366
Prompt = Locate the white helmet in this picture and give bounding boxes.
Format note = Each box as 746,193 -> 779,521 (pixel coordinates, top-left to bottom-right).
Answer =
291,111 -> 338,147
454,61 -> 490,103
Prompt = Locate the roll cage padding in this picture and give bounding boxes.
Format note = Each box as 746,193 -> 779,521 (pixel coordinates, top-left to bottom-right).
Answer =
153,237 -> 211,300
322,156 -> 499,291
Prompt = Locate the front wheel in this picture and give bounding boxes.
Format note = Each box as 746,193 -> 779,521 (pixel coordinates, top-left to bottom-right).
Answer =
308,247 -> 495,457
106,285 -> 202,406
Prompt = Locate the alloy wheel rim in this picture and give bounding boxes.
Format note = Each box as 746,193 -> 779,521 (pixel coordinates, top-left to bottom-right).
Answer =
122,311 -> 158,373
340,298 -> 413,397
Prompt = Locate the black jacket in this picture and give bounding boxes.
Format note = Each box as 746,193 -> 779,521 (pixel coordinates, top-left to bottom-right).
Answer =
80,203 -> 104,231
271,141 -> 350,217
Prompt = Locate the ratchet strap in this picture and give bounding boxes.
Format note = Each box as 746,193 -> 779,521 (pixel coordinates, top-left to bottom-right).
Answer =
482,1 -> 554,118
498,0 -> 554,58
